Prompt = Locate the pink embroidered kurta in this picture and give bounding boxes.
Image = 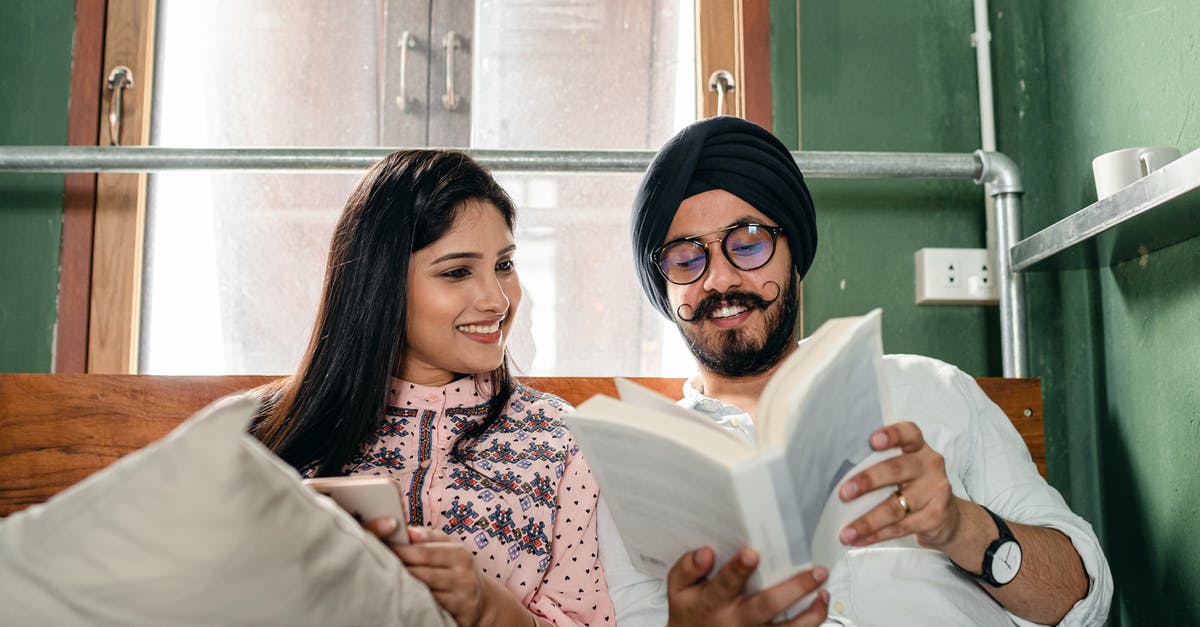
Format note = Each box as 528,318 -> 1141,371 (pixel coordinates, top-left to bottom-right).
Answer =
343,375 -> 613,627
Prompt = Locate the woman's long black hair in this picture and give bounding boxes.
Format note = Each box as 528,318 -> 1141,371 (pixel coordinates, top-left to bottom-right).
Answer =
253,150 -> 517,476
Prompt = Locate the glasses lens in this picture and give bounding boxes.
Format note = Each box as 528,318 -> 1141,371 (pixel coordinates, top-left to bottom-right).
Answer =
658,240 -> 708,284
724,225 -> 776,270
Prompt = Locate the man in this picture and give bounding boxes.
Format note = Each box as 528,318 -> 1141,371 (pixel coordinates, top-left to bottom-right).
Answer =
599,116 -> 1112,626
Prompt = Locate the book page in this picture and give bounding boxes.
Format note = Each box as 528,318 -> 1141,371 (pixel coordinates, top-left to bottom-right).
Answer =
613,377 -> 746,446
570,310 -> 898,600
809,450 -> 904,569
567,395 -> 769,581
757,309 -> 897,566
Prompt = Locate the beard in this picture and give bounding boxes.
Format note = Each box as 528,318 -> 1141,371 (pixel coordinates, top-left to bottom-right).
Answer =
676,273 -> 799,378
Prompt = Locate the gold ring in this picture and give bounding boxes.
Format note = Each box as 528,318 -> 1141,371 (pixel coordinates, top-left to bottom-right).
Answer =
894,490 -> 911,515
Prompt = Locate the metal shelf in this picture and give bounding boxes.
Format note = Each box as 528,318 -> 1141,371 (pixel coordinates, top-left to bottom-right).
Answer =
1012,148 -> 1200,271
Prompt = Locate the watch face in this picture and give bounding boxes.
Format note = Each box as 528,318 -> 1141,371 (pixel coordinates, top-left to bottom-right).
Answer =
990,540 -> 1022,584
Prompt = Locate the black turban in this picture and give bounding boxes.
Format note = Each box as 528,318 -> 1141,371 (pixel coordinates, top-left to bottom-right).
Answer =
630,116 -> 818,319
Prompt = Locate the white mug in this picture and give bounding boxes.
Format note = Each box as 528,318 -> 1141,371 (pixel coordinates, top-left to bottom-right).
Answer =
1092,146 -> 1181,200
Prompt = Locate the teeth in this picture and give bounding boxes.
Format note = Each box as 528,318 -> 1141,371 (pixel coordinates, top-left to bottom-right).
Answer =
458,321 -> 501,334
711,305 -> 748,319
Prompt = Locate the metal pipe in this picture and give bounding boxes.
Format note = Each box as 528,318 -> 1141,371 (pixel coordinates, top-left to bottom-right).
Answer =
0,145 -> 981,179
972,0 -> 1000,325
972,0 -> 996,154
797,151 -> 980,180
994,192 -> 1027,377
975,149 -> 1022,194
0,144 -> 1023,374
975,150 -> 1026,377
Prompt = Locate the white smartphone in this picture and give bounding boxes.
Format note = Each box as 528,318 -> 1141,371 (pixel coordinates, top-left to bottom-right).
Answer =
303,476 -> 409,544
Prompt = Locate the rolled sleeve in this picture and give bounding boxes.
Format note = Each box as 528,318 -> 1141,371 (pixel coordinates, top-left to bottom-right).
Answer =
946,362 -> 1113,627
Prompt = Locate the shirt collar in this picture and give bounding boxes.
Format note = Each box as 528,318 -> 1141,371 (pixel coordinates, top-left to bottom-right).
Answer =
679,375 -> 756,443
387,373 -> 492,420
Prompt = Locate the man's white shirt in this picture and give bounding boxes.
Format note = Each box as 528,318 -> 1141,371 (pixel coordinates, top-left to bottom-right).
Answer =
596,353 -> 1112,627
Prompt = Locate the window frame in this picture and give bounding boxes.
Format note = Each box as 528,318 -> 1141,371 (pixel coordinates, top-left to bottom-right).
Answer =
60,0 -> 778,374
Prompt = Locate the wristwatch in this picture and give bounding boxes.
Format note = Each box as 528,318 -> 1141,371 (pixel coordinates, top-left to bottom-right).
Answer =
951,505 -> 1022,587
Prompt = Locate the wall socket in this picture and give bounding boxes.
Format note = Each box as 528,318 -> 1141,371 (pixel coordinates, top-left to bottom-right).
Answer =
914,248 -> 998,305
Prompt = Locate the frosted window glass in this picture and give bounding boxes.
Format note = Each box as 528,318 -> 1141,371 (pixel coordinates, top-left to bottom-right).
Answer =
142,0 -> 694,376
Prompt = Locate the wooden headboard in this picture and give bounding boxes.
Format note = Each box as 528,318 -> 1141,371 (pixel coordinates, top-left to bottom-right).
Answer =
0,374 -> 1043,517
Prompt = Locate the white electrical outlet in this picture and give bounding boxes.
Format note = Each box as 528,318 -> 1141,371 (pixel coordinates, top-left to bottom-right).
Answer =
914,248 -> 998,305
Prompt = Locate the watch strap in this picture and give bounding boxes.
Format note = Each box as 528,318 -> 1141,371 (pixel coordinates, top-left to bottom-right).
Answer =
950,505 -> 1019,587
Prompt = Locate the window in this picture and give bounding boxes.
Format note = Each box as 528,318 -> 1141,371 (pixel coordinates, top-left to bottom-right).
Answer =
138,0 -> 698,375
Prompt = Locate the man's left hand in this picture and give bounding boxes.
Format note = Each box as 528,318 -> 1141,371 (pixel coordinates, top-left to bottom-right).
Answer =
836,421 -> 965,550
833,421 -> 1094,625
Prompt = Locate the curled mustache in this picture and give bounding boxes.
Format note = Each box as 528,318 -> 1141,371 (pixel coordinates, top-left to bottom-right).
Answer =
675,281 -> 782,324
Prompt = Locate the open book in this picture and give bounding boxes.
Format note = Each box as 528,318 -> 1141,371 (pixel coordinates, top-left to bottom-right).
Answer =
566,308 -> 897,596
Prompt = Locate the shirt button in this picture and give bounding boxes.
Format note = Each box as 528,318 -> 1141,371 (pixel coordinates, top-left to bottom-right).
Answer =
419,459 -> 431,469
832,600 -> 845,615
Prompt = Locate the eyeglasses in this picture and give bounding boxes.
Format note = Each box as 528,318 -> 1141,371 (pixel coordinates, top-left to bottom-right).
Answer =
651,223 -> 784,285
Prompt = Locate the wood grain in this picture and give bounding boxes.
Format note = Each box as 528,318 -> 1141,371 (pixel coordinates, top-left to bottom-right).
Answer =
0,375 -> 272,514
976,377 -> 1046,477
697,0 -> 742,118
696,0 -> 772,126
88,0 -> 156,373
0,374 -> 1044,516
740,0 -> 772,128
56,0 -> 108,373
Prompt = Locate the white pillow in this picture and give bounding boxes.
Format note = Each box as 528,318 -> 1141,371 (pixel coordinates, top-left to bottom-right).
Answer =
0,392 -> 453,627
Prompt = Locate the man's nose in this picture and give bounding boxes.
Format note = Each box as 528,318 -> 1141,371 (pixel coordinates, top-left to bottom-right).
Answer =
701,242 -> 741,293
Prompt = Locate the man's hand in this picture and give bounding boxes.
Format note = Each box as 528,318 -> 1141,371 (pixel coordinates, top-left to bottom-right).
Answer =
834,422 -> 1093,625
665,546 -> 829,627
836,421 -> 965,550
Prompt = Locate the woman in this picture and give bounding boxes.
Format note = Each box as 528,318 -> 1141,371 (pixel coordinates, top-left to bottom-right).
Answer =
253,150 -> 613,627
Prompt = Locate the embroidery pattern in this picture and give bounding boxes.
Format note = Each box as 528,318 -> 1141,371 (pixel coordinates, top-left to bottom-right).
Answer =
406,408 -> 437,526
369,446 -> 405,470
486,505 -> 521,544
519,518 -> 551,557
363,383 -> 577,563
441,496 -> 485,535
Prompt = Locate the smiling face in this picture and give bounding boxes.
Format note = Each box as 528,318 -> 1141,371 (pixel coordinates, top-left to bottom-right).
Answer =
664,189 -> 800,378
398,199 -> 521,386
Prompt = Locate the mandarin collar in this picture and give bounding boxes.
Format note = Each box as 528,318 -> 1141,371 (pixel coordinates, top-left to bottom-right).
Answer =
387,374 -> 493,409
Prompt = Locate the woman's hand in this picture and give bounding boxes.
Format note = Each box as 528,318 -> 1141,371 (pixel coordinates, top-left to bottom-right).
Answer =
370,521 -> 486,626
836,421 -> 965,549
365,519 -> 540,627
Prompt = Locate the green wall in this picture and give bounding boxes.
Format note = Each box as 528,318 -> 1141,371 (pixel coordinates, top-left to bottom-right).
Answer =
792,0 -> 1200,623
768,0 -> 799,149
1015,2 -> 1200,623
796,1 -> 998,377
0,0 -> 74,373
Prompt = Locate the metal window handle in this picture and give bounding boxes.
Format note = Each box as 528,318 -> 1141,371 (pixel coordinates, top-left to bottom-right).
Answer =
395,31 -> 416,113
442,31 -> 461,111
708,70 -> 736,116
106,66 -> 135,146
